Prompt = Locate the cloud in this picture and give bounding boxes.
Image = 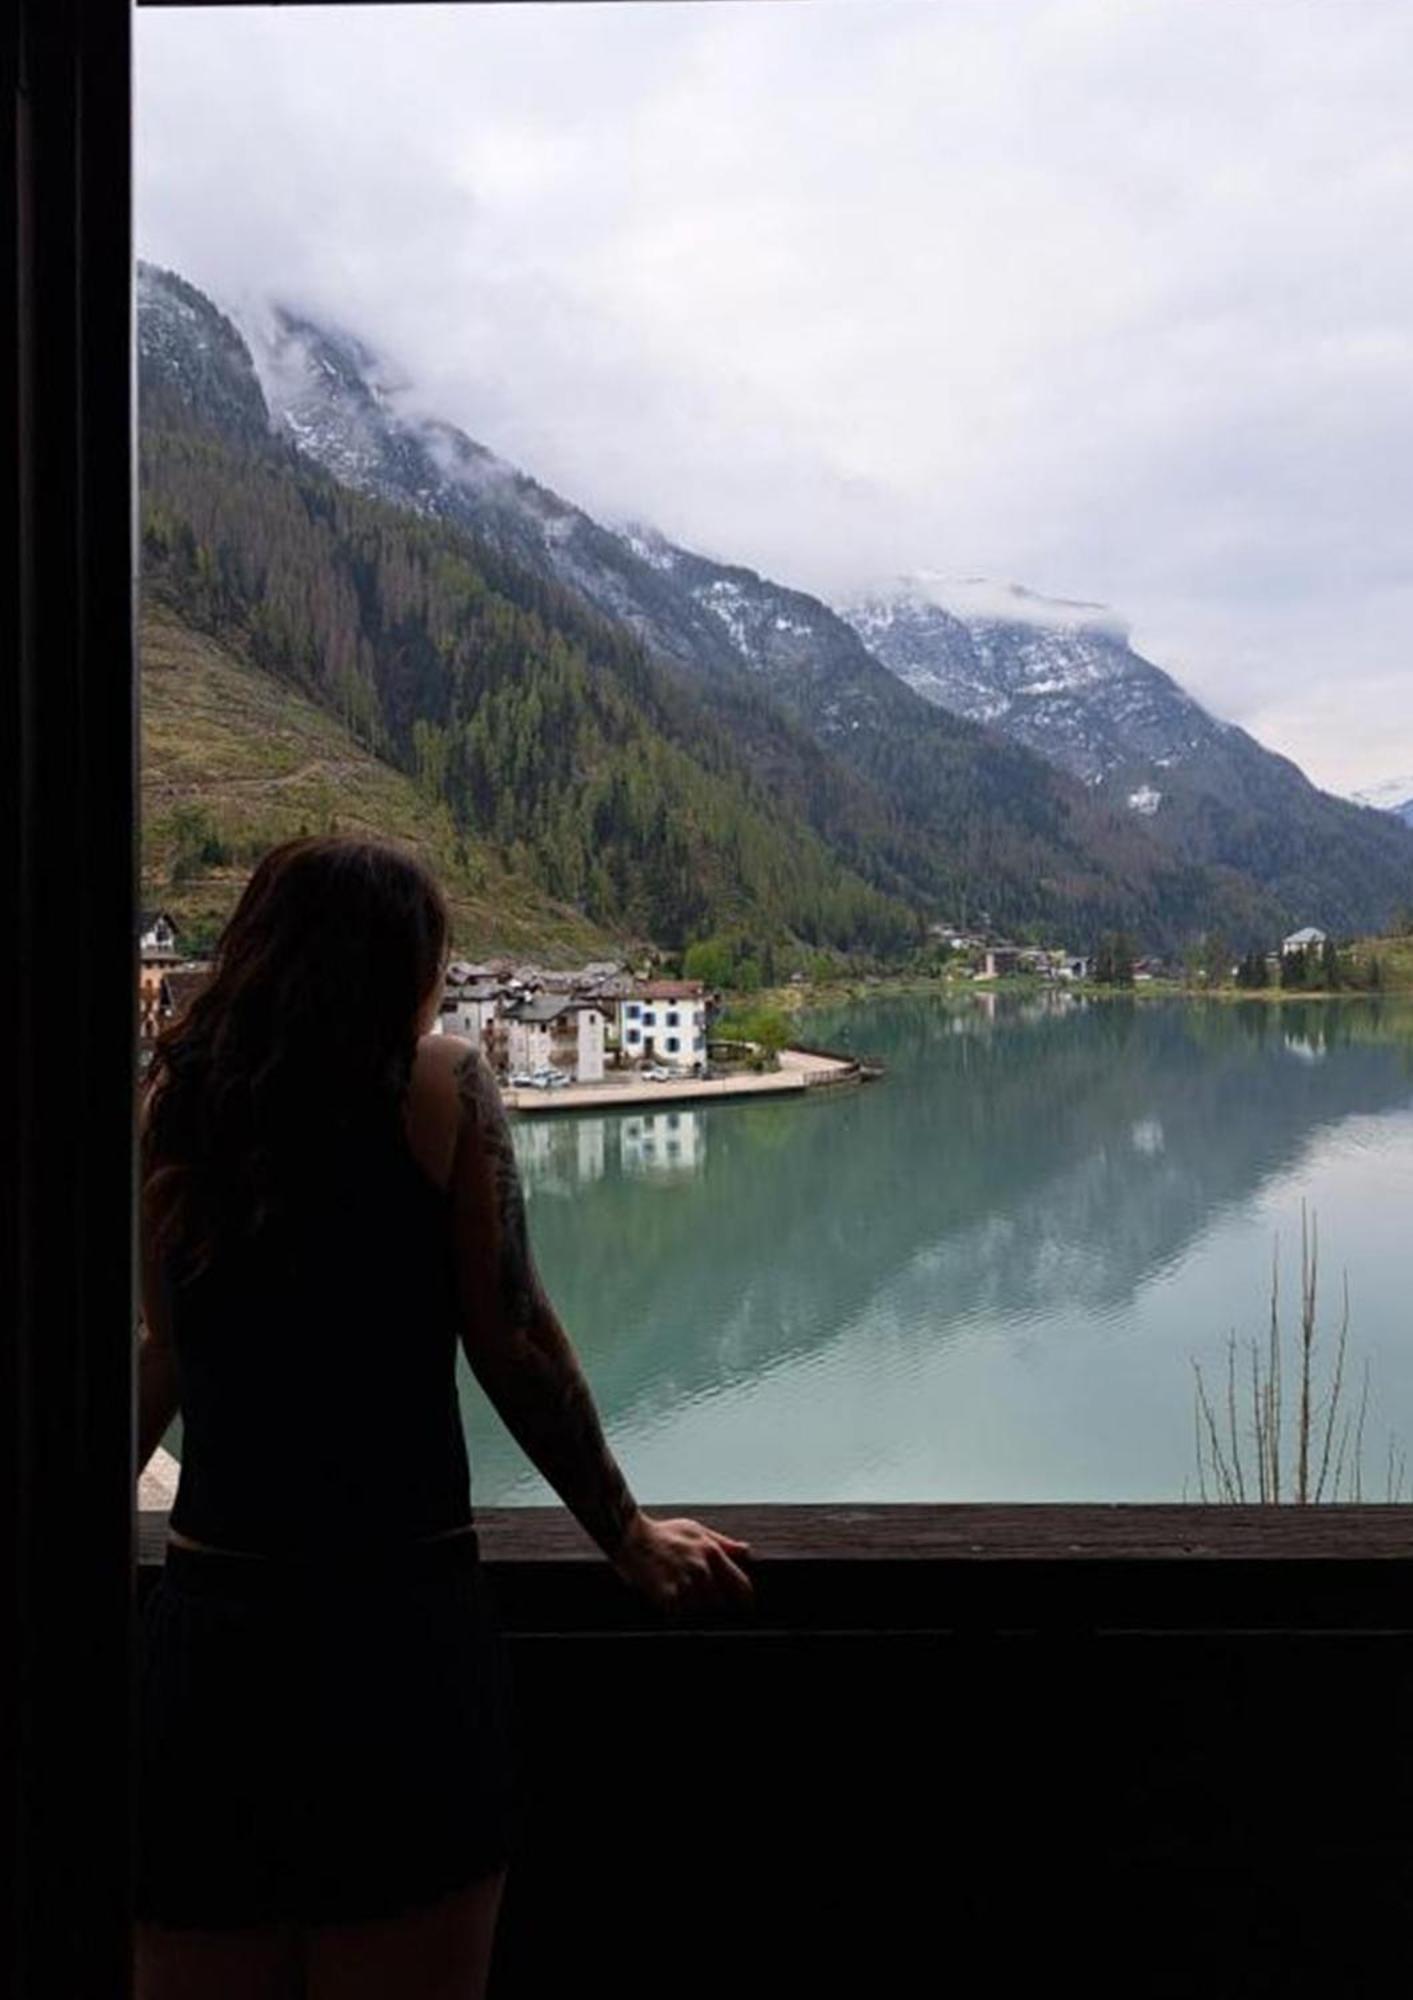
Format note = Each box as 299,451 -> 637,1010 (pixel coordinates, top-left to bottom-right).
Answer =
136,0 -> 1413,792
878,575 -> 1132,641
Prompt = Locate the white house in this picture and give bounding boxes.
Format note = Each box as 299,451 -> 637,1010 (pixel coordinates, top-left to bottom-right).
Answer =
1282,926 -> 1327,955
617,981 -> 709,1072
139,909 -> 179,956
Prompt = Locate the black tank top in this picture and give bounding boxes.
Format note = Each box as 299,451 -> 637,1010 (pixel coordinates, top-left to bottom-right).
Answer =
165,1132 -> 474,1556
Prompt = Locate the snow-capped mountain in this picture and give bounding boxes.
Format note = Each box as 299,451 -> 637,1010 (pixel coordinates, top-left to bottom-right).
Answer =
137,263 -> 272,450
839,577 -> 1231,800
838,574 -> 1413,925
136,261 -> 1413,942
193,284 -> 1189,911
238,302 -> 743,681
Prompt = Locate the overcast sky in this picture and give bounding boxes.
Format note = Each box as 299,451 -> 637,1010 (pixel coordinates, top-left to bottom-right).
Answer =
137,0 -> 1413,795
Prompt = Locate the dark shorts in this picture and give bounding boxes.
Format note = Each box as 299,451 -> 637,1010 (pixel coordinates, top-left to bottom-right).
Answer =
136,1531 -> 526,1931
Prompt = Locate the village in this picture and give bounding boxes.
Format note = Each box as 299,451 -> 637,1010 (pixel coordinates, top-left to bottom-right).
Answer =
929,919 -> 1346,988
138,906 -> 1359,1114
136,912 -> 865,1108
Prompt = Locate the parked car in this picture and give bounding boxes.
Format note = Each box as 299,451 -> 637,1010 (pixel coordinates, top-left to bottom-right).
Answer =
508,1072 -> 538,1087
643,1065 -> 675,1082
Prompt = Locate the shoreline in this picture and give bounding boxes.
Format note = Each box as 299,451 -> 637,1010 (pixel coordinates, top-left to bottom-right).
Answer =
743,973 -> 1412,1013
503,1045 -> 860,1115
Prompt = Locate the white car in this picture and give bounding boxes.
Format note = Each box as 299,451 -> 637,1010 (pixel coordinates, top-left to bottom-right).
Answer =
643,1064 -> 675,1082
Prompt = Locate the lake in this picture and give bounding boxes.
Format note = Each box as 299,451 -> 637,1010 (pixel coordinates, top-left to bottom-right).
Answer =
464,992 -> 1413,1506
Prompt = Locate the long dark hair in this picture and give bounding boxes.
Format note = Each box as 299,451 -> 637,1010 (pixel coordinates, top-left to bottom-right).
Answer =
142,835 -> 449,1285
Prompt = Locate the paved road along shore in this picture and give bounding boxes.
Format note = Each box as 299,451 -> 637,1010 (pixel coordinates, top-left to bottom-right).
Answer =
502,1046 -> 856,1114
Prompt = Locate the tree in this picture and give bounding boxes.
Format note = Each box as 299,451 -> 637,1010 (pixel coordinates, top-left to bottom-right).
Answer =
683,937 -> 736,989
715,1004 -> 790,1070
1280,943 -> 1306,990
751,1009 -> 790,1065
1320,938 -> 1341,991
1196,930 -> 1232,988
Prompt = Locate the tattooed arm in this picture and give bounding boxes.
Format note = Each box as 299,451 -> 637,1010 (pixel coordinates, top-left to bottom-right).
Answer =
446,1040 -> 644,1563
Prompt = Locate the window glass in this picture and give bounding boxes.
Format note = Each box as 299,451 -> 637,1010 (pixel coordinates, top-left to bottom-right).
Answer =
136,1 -> 1413,1514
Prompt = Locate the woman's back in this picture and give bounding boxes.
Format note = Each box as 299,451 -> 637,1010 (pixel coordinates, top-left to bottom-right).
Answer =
165,1122 -> 473,1557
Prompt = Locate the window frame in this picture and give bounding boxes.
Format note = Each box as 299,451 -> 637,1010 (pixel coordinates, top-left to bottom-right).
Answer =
11,7 -> 1413,1990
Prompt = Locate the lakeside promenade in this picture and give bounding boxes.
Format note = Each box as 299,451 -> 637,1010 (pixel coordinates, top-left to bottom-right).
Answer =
502,1045 -> 857,1113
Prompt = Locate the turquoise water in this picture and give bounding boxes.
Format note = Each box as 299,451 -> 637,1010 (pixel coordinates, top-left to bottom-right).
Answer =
462,993 -> 1413,1505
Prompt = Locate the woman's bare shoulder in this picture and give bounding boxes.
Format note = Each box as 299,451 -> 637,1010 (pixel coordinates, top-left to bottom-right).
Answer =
405,1033 -> 486,1187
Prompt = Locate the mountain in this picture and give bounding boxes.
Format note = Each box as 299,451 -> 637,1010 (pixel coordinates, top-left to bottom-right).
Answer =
244,300 -> 745,680
137,266 -> 921,959
1351,777 -> 1413,827
160,269 -> 1293,950
840,577 -> 1413,937
138,261 -> 1404,952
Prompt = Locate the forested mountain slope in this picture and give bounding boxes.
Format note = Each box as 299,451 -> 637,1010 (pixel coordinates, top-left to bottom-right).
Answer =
140,599 -> 615,961
139,352 -> 920,954
139,261 -> 1326,952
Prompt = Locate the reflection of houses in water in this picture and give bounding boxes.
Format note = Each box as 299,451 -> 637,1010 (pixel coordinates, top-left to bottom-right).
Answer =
1130,1118 -> 1165,1155
514,1111 -> 704,1192
512,1119 -> 561,1188
1283,1033 -> 1327,1063
576,1119 -> 607,1183
619,1109 -> 704,1177
512,1116 -> 609,1196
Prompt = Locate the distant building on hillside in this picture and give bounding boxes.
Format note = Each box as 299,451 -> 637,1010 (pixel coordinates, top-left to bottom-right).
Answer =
139,909 -> 180,957
138,910 -> 184,1039
1282,926 -> 1327,955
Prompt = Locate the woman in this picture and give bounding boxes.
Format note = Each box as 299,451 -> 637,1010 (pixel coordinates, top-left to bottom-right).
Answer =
134,834 -> 754,1998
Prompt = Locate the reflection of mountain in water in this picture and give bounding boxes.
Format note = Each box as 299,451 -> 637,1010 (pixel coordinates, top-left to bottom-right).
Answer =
467,997 -> 1413,1495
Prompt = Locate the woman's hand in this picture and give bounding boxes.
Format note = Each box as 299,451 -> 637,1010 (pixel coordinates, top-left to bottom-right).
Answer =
611,1511 -> 755,1619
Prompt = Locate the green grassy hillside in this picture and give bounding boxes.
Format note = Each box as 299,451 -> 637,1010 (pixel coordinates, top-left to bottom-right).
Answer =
140,596 -> 618,963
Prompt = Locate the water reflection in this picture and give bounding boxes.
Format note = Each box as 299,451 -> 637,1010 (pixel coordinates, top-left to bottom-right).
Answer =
513,1107 -> 706,1193
620,1110 -> 705,1177
464,996 -> 1413,1503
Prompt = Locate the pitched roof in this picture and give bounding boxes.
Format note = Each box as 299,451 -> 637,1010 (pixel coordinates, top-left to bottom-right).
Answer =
160,968 -> 212,1014
636,980 -> 705,1000
505,996 -> 573,1024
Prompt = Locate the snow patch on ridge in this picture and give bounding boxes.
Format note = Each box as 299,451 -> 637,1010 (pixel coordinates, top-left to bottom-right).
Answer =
875,573 -> 1132,642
